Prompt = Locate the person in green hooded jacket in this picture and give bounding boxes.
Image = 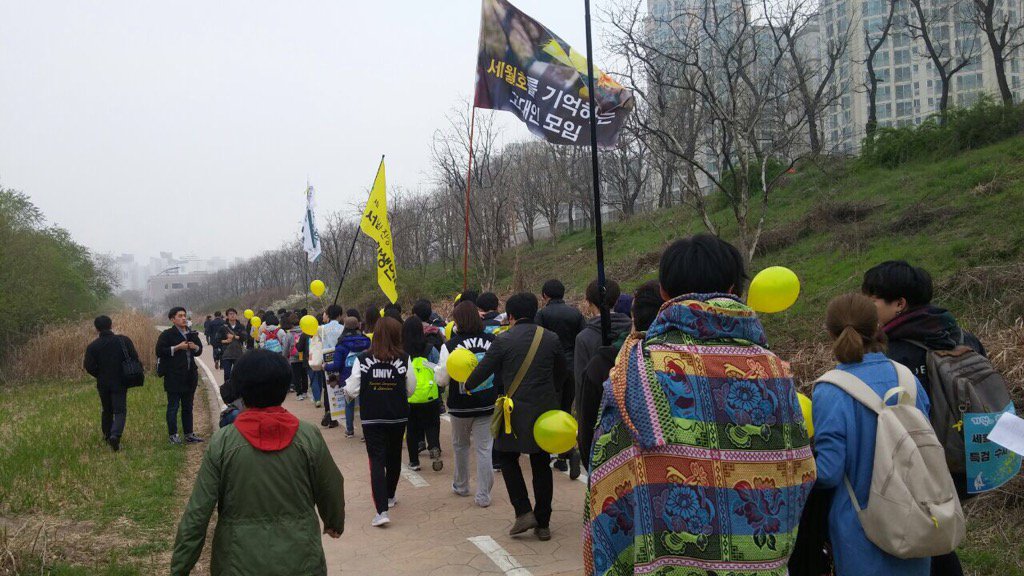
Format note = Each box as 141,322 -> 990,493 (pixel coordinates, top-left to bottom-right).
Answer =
170,349 -> 345,576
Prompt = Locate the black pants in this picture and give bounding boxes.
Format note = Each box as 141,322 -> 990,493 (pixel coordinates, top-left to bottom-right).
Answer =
166,389 -> 195,436
363,423 -> 405,514
98,387 -> 127,440
495,450 -> 554,528
222,358 -> 237,383
931,552 -> 964,576
291,362 -> 309,395
407,400 -> 440,465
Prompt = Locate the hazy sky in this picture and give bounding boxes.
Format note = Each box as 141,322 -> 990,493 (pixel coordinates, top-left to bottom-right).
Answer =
0,1 -> 610,261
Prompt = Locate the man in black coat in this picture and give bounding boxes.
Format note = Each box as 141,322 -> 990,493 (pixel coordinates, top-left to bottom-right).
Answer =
464,292 -> 566,542
83,315 -> 141,451
156,306 -> 204,445
534,279 -> 585,476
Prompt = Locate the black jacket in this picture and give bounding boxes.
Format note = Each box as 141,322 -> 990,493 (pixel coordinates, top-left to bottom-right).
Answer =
464,321 -> 566,453
535,299 -> 585,360
443,332 -> 498,419
207,318 -> 225,345
84,331 -> 140,392
578,344 -> 619,469
156,326 -> 203,393
573,312 -> 633,394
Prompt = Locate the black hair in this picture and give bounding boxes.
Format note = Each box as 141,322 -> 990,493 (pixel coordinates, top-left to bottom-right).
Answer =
585,278 -> 621,309
277,308 -> 287,316
168,306 -> 186,320
458,291 -> 479,304
861,260 -> 934,306
346,308 -> 361,321
412,299 -> 432,323
384,303 -> 403,322
94,315 -> 112,331
226,308 -> 238,315
506,292 -> 539,321
299,308 -> 308,316
233,350 -> 292,408
541,279 -> 565,299
659,234 -> 747,298
263,312 -> 279,326
632,280 -> 664,332
477,292 -> 499,312
214,311 -> 222,317
402,317 -> 429,358
325,304 -> 344,320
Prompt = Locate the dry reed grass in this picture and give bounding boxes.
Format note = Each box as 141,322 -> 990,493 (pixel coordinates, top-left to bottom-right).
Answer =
7,310 -> 157,383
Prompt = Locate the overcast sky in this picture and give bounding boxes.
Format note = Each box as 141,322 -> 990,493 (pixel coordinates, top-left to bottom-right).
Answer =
0,1 -> 612,261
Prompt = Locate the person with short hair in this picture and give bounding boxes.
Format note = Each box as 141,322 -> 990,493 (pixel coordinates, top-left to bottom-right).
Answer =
311,305 -> 346,408
323,317 -> 371,436
344,317 -> 418,527
84,315 -> 141,451
208,311 -> 225,369
477,292 -> 501,327
584,234 -> 815,575
170,350 -> 345,576
464,292 -> 567,541
435,301 -> 498,507
383,303 -> 403,323
203,315 -> 213,345
812,293 -> 931,576
535,279 -> 585,475
574,278 -> 632,408
577,280 -> 662,468
403,316 -> 443,471
156,307 -> 205,445
218,308 -> 247,383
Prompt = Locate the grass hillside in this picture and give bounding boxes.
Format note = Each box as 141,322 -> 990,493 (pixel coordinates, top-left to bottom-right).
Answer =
344,133 -> 1024,343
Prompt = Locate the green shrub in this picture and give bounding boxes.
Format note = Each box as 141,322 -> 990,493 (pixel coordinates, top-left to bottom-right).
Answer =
860,97 -> 1024,169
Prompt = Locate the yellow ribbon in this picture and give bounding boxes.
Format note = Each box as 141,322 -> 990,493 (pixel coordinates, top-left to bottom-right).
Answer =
495,395 -> 515,435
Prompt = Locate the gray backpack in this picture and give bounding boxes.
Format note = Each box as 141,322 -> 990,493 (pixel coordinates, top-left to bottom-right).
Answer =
816,361 -> 965,559
909,342 -> 1013,479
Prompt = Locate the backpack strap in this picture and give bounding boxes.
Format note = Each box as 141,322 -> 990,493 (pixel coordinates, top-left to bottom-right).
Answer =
890,361 -> 917,406
816,370 -> 885,414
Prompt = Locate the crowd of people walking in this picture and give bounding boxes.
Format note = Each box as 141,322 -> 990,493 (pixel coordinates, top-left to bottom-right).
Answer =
83,232 -> 1016,576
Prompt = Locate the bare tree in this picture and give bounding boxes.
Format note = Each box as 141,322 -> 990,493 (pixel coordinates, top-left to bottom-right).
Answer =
971,0 -> 1024,104
864,0 -> 899,137
601,112 -> 652,216
904,0 -> 981,117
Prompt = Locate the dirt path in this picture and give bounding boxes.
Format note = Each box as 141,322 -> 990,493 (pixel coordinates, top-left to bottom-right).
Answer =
191,344 -> 585,575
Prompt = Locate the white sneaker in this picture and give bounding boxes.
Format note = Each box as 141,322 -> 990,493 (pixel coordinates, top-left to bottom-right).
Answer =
314,401 -> 323,408
388,497 -> 398,508
371,512 -> 390,527
296,394 -> 306,401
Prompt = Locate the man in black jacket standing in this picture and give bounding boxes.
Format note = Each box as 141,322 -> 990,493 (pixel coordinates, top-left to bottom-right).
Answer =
465,293 -> 567,542
84,315 -> 141,452
156,306 -> 204,445
534,279 -> 584,477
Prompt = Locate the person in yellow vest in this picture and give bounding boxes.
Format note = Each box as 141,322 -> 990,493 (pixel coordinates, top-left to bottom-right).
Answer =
402,317 -> 443,472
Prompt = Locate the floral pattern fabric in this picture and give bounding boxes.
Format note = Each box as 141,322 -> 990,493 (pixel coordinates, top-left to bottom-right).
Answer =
584,295 -> 816,576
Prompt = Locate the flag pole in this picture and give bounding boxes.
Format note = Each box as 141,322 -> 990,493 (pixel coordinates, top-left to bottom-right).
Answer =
332,155 -> 385,306
583,0 -> 611,346
464,105 -> 477,293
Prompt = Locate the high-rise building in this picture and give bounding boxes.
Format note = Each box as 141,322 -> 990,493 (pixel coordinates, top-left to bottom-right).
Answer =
820,0 -> 1024,153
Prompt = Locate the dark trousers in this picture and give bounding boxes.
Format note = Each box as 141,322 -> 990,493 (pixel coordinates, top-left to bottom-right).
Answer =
98,387 -> 128,440
495,450 -> 554,528
166,389 -> 195,436
222,359 -> 237,383
291,362 -> 309,395
363,423 -> 405,514
406,400 -> 441,465
931,552 -> 964,576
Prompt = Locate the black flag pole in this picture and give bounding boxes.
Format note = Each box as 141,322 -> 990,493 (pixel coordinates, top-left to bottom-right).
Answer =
583,0 -> 611,347
332,154 -> 385,306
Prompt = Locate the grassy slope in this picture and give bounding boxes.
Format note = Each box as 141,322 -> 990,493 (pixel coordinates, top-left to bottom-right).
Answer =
0,376 -> 188,574
341,134 -> 1024,338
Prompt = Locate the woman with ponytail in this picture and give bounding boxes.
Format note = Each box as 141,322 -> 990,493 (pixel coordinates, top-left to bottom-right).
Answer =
811,293 -> 932,576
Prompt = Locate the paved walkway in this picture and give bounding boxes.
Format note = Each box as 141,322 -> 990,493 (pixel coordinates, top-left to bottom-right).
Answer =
192,342 -> 586,575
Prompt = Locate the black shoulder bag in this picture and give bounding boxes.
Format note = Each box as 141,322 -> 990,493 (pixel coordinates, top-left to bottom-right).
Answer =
120,337 -> 145,388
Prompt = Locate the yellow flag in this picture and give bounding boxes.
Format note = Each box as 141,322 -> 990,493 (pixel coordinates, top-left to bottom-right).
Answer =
360,159 -> 398,304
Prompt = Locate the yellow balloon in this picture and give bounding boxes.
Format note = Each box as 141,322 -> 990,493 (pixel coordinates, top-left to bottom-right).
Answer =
300,315 -> 319,337
444,321 -> 456,340
243,309 -> 254,320
798,392 -> 814,437
747,266 -> 801,313
446,348 -> 479,382
250,316 -> 262,330
534,410 -> 578,454
310,280 -> 326,297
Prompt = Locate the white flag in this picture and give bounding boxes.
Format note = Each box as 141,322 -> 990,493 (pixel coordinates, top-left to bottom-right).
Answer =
302,185 -> 321,262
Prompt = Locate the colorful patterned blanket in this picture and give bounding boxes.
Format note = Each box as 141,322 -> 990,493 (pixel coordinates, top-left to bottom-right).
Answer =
583,295 -> 816,576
